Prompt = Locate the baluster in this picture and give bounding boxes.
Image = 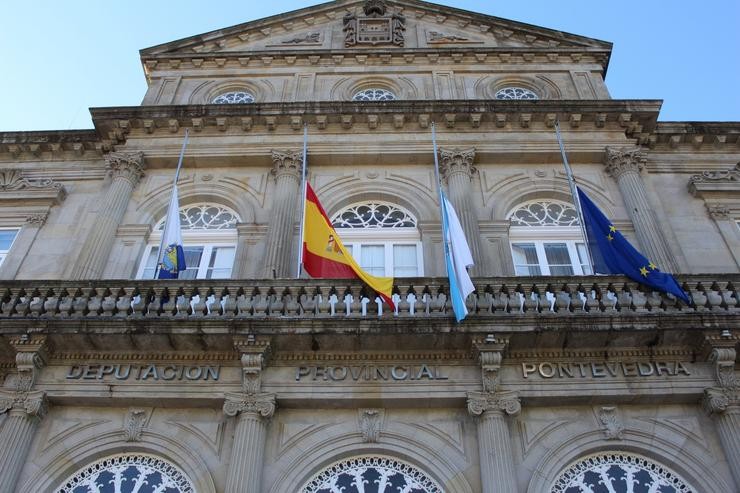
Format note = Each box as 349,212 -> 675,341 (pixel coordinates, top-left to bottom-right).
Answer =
28,289 -> 46,318
115,288 -> 133,318
41,288 -> 60,318
222,288 -> 237,317
87,289 -> 104,317
131,288 -> 149,317
706,282 -> 724,311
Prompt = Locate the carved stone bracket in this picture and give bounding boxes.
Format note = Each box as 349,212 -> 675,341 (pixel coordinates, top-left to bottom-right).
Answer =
467,390 -> 521,417
233,335 -> 271,395
223,392 -> 276,419
123,408 -> 149,442
270,150 -> 302,181
439,147 -> 476,182
707,203 -> 732,219
0,389 -> 47,418
603,146 -> 646,179
473,335 -> 509,393
710,347 -> 739,389
25,212 -> 49,226
105,151 -> 145,186
703,387 -> 737,415
8,335 -> 48,393
358,408 -> 384,443
597,406 -> 624,440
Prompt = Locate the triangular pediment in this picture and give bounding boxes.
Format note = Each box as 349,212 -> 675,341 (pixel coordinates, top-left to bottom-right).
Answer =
141,0 -> 611,57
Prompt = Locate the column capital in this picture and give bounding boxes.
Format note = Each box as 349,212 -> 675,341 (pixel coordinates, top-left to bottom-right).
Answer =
439,147 -> 476,182
223,392 -> 276,419
270,149 -> 302,181
105,151 -> 145,186
467,390 -> 520,417
703,387 -> 739,415
0,389 -> 47,418
603,146 -> 646,179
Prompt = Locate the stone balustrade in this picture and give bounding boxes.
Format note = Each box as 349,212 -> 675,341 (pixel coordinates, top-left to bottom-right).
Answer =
0,275 -> 737,320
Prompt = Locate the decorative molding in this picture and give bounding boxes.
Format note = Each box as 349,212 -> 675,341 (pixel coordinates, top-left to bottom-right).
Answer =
467,390 -> 521,417
123,408 -> 148,442
270,149 -> 302,181
597,406 -> 624,440
709,347 -> 738,390
438,147 -> 476,182
105,151 -> 145,186
9,335 -> 48,392
707,203 -> 732,219
234,335 -> 271,395
690,163 -> 740,184
223,392 -> 276,419
0,170 -> 65,193
428,31 -> 470,43
358,408 -> 384,443
603,146 -> 646,179
703,387 -> 734,415
25,212 -> 49,226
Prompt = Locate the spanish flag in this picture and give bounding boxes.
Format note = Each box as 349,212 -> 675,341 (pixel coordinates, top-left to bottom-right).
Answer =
302,182 -> 395,309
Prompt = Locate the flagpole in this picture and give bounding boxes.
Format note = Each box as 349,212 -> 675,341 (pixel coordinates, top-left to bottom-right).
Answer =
554,120 -> 595,272
431,122 -> 453,279
154,128 -> 189,279
296,123 -> 308,279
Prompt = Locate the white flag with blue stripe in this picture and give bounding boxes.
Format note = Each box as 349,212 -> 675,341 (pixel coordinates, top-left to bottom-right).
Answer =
441,191 -> 475,322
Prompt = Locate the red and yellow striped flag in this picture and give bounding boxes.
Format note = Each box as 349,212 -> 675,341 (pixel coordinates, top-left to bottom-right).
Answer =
302,182 -> 395,309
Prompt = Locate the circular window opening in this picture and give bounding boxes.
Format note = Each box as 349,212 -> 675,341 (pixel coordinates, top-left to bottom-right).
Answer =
495,87 -> 539,100
212,91 -> 255,104
352,88 -> 397,101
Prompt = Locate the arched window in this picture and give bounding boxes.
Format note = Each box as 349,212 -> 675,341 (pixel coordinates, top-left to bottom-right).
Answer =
508,200 -> 592,276
211,91 -> 255,104
352,88 -> 397,101
330,202 -> 422,277
551,452 -> 695,493
301,455 -> 443,493
137,203 -> 239,279
495,87 -> 539,100
57,453 -> 195,493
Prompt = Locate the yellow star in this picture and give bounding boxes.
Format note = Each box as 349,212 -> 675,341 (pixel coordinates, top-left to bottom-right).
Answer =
606,233 -> 614,241
609,225 -> 617,233
648,262 -> 657,270
639,266 -> 649,277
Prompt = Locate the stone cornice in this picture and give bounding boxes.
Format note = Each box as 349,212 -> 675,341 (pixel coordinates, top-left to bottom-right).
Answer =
0,130 -> 109,159
90,99 -> 662,144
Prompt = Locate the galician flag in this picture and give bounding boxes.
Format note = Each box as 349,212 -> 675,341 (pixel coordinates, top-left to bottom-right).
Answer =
441,191 -> 475,322
302,182 -> 395,309
157,184 -> 187,279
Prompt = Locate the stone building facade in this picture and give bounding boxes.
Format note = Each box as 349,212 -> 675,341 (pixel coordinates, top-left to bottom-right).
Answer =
0,1 -> 739,492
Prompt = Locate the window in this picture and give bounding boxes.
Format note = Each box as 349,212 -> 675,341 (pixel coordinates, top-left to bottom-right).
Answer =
0,229 -> 19,267
137,203 -> 239,280
495,86 -> 539,100
551,452 -> 694,493
509,201 -> 592,276
331,202 -> 422,277
211,91 -> 255,104
351,88 -> 397,101
57,454 -> 194,493
301,456 -> 443,493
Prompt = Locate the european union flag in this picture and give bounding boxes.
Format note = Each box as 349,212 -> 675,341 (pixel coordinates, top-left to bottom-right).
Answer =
577,187 -> 690,304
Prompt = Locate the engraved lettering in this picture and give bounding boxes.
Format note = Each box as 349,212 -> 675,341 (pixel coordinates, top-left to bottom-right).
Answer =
539,362 -> 556,378
141,365 -> 159,380
522,363 -> 536,378
622,362 -> 638,377
638,362 -> 654,376
675,362 -> 691,375
558,363 -> 574,378
99,365 -> 115,379
375,366 -> 389,380
655,362 -> 671,376
66,366 -> 83,379
184,366 -> 202,380
605,362 -> 618,377
434,366 -> 448,380
591,363 -> 606,377
329,366 -> 348,381
350,366 -> 363,380
296,366 -> 311,381
391,366 -> 408,380
161,365 -> 177,381
83,365 -> 99,379
416,365 -> 434,380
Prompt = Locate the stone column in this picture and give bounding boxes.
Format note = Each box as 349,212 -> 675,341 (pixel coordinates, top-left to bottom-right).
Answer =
702,342 -> 740,489
262,150 -> 302,278
0,335 -> 48,493
70,152 -> 145,279
467,391 -> 521,493
439,148 -> 485,275
223,392 -> 276,493
223,336 -> 274,493
603,147 -> 677,272
0,391 -> 47,492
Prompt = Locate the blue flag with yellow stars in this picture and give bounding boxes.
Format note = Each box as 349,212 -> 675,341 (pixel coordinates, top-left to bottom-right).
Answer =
577,187 -> 690,304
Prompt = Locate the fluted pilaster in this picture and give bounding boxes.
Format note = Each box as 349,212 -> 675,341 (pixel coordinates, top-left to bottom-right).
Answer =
70,152 -> 145,279
703,390 -> 740,489
262,150 -> 302,278
604,147 -> 677,272
439,147 -> 484,275
223,392 -> 276,493
468,390 -> 520,493
0,391 -> 46,493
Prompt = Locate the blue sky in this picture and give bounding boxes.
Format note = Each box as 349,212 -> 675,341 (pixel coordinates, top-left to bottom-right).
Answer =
1,1 -> 738,131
